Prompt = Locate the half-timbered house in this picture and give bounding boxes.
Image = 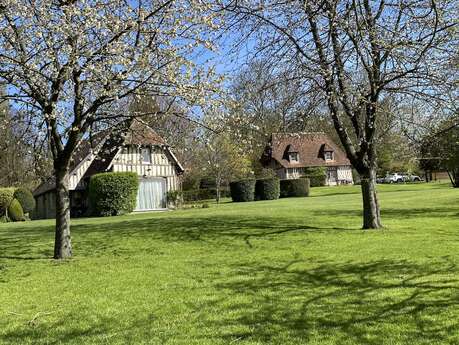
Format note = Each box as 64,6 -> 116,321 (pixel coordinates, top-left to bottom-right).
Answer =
33,119 -> 183,219
261,133 -> 354,185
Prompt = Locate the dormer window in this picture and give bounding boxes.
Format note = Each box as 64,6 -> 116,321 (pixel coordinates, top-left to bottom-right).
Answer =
324,151 -> 333,161
141,147 -> 151,164
289,152 -> 299,162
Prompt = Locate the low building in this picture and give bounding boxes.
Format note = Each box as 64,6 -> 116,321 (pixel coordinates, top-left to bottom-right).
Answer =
33,119 -> 184,219
261,132 -> 353,185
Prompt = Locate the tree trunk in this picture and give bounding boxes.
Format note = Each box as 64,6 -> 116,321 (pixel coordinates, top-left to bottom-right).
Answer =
215,177 -> 221,204
448,169 -> 459,188
360,168 -> 383,229
54,167 -> 72,259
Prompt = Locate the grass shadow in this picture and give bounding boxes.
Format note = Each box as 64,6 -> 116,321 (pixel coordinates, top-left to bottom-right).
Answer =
207,256 -> 459,344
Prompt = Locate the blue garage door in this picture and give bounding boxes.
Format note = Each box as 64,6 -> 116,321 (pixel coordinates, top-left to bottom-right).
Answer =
135,178 -> 167,211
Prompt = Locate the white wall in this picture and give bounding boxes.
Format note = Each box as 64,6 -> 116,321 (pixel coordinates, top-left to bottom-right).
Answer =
112,145 -> 180,191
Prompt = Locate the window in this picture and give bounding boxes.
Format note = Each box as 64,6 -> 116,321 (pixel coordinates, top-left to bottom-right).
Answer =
141,148 -> 151,164
325,151 -> 333,161
289,152 -> 299,162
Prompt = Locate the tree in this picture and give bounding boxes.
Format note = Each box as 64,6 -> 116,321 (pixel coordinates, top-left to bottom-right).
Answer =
197,130 -> 252,203
0,1 -> 221,258
0,92 -> 51,188
222,0 -> 456,228
227,60 -> 326,173
420,121 -> 459,187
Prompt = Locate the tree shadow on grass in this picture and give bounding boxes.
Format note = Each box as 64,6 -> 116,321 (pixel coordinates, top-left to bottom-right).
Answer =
206,256 -> 459,344
0,215 -> 354,260
0,311 -> 169,345
312,206 -> 458,219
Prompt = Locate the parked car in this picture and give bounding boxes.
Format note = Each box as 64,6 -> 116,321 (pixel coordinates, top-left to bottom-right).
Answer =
384,172 -> 422,183
385,173 -> 406,183
409,174 -> 422,182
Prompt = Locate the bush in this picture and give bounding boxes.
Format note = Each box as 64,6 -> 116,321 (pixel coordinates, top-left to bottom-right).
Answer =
255,178 -> 280,200
229,179 -> 256,202
182,188 -> 231,202
280,178 -> 310,198
0,188 -> 15,216
303,167 -> 326,187
14,187 -> 36,214
166,190 -> 182,208
89,172 -> 139,216
8,198 -> 24,221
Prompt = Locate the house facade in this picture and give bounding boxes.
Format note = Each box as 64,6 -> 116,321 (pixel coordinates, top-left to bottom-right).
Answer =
33,119 -> 184,219
261,133 -> 353,185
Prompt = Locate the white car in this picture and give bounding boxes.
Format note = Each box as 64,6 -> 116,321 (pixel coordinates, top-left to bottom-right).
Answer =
384,173 -> 422,183
385,173 -> 406,183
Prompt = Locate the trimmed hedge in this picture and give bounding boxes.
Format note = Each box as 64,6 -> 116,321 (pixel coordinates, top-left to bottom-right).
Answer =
89,172 -> 139,216
14,187 -> 36,214
280,178 -> 310,198
255,178 -> 280,200
229,179 -> 256,202
182,188 -> 231,202
0,188 -> 15,216
8,198 -> 24,221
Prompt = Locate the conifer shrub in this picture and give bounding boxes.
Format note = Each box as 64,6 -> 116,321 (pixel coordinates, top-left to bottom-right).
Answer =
0,188 -> 15,216
303,167 -> 326,187
14,187 -> 36,214
8,198 -> 25,221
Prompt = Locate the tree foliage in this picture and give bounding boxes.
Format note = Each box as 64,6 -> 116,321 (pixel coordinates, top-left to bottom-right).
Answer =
221,0 -> 456,228
421,122 -> 459,187
0,0 -> 223,258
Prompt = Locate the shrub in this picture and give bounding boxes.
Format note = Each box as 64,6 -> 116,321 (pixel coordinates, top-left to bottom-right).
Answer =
8,198 -> 25,221
255,178 -> 280,200
229,179 -> 256,202
89,172 -> 139,216
201,203 -> 210,208
14,187 -> 36,214
166,190 -> 182,208
0,188 -> 15,216
182,188 -> 231,202
303,167 -> 326,187
280,178 -> 310,198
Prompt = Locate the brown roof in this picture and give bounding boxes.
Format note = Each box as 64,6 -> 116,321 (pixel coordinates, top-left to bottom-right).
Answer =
266,132 -> 351,168
123,118 -> 166,146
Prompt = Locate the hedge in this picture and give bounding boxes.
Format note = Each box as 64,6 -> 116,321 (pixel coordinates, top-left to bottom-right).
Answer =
229,179 -> 256,202
14,187 -> 36,214
89,172 -> 139,216
255,178 -> 280,200
280,178 -> 310,198
182,188 -> 231,202
0,188 -> 15,216
8,198 -> 24,221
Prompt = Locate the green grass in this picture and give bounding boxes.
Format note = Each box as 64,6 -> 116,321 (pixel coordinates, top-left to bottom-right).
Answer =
0,182 -> 458,345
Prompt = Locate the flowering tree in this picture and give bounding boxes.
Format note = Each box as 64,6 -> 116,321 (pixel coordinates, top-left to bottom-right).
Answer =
198,130 -> 252,202
0,0 -> 221,258
222,0 -> 457,228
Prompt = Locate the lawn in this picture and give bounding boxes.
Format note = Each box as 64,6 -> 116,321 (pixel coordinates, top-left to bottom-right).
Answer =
0,182 -> 458,345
